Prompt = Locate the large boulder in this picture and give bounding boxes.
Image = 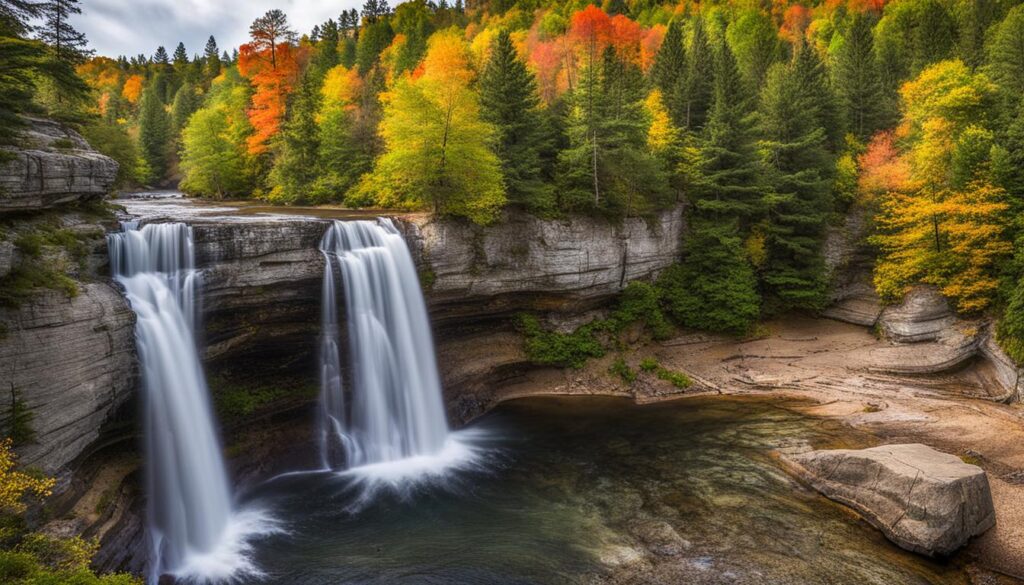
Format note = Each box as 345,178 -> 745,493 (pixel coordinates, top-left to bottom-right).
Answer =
786,444 -> 995,556
0,118 -> 119,213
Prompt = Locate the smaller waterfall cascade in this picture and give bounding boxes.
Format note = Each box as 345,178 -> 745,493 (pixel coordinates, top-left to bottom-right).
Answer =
318,219 -> 450,470
109,223 -> 253,583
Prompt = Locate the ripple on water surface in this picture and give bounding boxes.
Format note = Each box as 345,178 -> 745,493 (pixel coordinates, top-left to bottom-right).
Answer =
244,396 -> 972,585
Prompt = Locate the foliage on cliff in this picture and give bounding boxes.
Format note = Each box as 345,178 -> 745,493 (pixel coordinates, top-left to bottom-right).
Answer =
0,439 -> 140,585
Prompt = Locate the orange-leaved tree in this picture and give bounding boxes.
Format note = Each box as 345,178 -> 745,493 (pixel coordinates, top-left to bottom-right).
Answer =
868,60 -> 1009,312
238,41 -> 305,155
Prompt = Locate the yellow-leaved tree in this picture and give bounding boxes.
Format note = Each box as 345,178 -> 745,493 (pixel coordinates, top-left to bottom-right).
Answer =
869,60 -> 1009,312
354,29 -> 506,225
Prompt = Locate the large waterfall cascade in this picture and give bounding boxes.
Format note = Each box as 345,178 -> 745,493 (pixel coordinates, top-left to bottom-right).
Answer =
109,222 -> 269,583
318,219 -> 454,475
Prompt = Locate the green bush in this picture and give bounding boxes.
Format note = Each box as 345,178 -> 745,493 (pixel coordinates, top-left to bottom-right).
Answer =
609,358 -> 637,383
656,367 -> 692,389
998,276 -> 1024,363
609,281 -> 672,340
516,314 -> 606,368
639,357 -> 658,372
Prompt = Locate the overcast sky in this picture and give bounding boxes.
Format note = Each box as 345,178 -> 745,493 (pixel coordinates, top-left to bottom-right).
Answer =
74,0 -> 361,58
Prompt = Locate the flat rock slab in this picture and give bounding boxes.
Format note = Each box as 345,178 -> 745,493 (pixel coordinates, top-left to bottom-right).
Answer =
786,444 -> 995,556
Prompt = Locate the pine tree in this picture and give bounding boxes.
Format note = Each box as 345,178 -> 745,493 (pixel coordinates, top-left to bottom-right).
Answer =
249,9 -> 296,69
659,221 -> 760,334
650,18 -> 687,129
726,9 -> 781,93
315,19 -> 340,73
203,36 -> 221,79
268,70 -> 322,203
153,45 -> 169,65
792,41 -> 842,152
833,12 -> 886,140
170,82 -> 199,141
172,42 -> 188,70
137,85 -> 170,183
0,0 -> 42,36
757,57 -> 833,311
685,16 -> 714,131
557,47 -> 670,215
479,30 -> 553,212
35,0 -> 91,65
694,43 -> 763,223
990,5 -> 1024,108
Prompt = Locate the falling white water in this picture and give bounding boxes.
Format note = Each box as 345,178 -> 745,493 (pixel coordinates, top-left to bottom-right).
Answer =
109,223 -> 271,584
318,219 -> 452,473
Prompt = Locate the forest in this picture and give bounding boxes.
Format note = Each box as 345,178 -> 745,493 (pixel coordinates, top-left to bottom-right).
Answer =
5,0 -> 1024,347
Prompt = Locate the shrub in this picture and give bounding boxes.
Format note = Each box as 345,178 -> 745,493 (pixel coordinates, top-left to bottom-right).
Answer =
516,314 -> 606,368
609,358 -> 637,383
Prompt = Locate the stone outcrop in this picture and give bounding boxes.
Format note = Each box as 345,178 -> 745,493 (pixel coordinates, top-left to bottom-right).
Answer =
399,206 -> 686,324
0,118 -> 119,213
0,284 -> 137,477
823,206 -> 884,327
786,444 -> 996,556
877,286 -> 957,344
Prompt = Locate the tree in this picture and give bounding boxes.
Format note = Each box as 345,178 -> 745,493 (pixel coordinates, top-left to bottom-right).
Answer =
989,5 -> 1024,108
833,11 -> 886,140
172,42 -> 188,71
203,36 -> 221,79
137,85 -> 169,183
313,64 -> 372,203
726,9 -> 781,93
153,45 -> 169,65
685,16 -> 715,131
180,70 -> 254,197
169,82 -> 199,141
248,9 -> 296,69
35,0 -> 91,65
757,58 -> 834,311
238,28 -> 304,155
658,222 -> 760,334
650,18 -> 686,129
693,43 -> 764,223
354,31 -> 504,224
0,36 -> 46,145
268,69 -> 322,203
0,0 -> 42,36
355,18 -> 394,74
479,30 -> 553,213
557,45 -> 670,216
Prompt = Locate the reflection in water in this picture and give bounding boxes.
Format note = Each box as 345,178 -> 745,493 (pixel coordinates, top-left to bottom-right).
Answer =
246,396 -> 969,585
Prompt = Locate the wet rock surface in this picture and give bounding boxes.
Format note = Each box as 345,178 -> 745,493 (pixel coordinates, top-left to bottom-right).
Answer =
786,443 -> 996,556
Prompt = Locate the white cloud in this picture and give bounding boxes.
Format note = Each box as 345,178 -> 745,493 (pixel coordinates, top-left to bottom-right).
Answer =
74,0 -> 362,58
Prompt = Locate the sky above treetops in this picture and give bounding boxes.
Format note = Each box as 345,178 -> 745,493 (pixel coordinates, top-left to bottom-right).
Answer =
72,0 -> 361,58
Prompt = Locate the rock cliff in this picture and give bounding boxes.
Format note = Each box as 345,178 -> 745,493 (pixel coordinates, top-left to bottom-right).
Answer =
0,118 -> 119,213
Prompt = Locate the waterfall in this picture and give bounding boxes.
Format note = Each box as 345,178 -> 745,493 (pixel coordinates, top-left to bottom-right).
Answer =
109,223 -> 268,583
318,219 -> 450,471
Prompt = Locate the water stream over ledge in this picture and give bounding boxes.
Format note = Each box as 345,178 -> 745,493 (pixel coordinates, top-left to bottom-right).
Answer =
243,396 -> 970,585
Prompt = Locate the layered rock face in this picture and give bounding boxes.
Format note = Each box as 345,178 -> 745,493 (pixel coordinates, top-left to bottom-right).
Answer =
0,118 -> 119,213
400,206 -> 686,325
0,278 -> 137,478
786,444 -> 996,556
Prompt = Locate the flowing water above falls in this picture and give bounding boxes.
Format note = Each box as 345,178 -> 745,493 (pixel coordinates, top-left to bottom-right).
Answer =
317,219 -> 459,479
246,396 -> 971,585
109,222 -> 271,583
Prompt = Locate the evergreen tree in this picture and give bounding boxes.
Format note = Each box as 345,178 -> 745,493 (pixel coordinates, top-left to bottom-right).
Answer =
685,17 -> 714,131
203,36 -> 221,79
726,9 -> 781,93
557,47 -> 670,215
650,18 -> 687,129
659,222 -> 761,334
355,18 -> 394,74
153,45 -> 169,65
792,40 -> 842,152
315,19 -> 340,73
833,12 -> 886,140
990,5 -> 1024,108
757,58 -> 834,311
249,9 -> 296,69
912,0 -> 957,74
137,85 -> 170,183
170,82 -> 199,140
172,42 -> 188,71
35,0 -> 91,64
0,0 -> 42,36
268,70 -> 322,203
694,43 -> 763,223
479,29 -> 553,212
